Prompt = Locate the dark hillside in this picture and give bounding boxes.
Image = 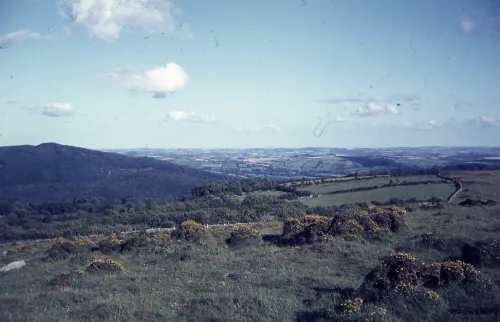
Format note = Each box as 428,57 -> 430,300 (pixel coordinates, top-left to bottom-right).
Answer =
0,143 -> 225,202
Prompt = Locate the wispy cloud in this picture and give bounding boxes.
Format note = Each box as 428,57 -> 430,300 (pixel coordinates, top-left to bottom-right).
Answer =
111,62 -> 189,98
330,116 -> 346,123
475,115 -> 500,127
235,124 -> 281,133
391,120 -> 442,131
458,5 -> 500,34
460,17 -> 476,33
29,103 -> 74,117
152,92 -> 170,99
316,94 -> 419,105
0,30 -> 53,49
166,110 -> 215,123
317,95 -> 419,116
57,0 -> 180,41
352,101 -> 400,117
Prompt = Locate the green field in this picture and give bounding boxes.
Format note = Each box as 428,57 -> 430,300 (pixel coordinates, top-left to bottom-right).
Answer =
300,182 -> 456,206
252,190 -> 286,197
296,175 -> 446,195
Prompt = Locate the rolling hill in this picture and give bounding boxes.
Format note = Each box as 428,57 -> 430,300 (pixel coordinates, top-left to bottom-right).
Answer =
0,143 -> 225,202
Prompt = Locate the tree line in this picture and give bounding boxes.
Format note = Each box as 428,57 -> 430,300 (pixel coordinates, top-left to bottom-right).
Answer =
0,193 -> 309,241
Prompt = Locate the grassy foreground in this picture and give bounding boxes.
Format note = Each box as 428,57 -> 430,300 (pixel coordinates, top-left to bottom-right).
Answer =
1,206 -> 500,321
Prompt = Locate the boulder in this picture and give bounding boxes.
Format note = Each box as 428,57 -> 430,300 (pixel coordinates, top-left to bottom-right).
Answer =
0,260 -> 26,272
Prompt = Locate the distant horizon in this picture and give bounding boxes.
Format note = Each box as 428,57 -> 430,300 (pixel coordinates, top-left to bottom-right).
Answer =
2,141 -> 500,152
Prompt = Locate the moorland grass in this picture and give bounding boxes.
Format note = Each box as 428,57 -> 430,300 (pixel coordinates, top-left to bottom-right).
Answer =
0,224 -> 394,321
2,198 -> 500,321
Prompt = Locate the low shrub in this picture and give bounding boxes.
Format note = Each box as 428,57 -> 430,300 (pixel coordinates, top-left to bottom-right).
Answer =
302,253 -> 498,321
97,234 -> 125,254
368,206 -> 408,232
329,217 -> 364,240
44,238 -> 94,261
458,198 -> 497,207
339,297 -> 364,316
361,252 -> 487,302
299,298 -> 389,322
461,240 -> 500,267
171,220 -> 208,243
86,258 -> 124,273
121,232 -> 170,253
279,207 -> 409,245
226,226 -> 262,247
281,215 -> 333,245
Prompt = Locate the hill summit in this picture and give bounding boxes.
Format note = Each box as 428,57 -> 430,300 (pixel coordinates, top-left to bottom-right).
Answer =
0,143 -> 224,202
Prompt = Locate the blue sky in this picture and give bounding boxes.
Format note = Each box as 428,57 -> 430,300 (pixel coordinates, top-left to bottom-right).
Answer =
1,0 -> 499,149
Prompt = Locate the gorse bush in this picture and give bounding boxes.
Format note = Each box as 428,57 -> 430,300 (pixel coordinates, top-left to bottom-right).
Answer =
301,297 -> 390,322
282,215 -> 333,244
97,234 -> 124,254
360,252 -> 492,306
340,297 -> 364,316
330,217 -> 365,240
310,252 -> 499,321
86,258 -> 124,273
170,220 -> 208,243
44,237 -> 94,261
280,207 -> 409,245
420,232 -> 448,250
364,206 -> 408,233
226,226 -> 262,247
121,231 -> 171,253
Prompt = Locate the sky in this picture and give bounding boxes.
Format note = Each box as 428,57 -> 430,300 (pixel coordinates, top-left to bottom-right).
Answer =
0,0 -> 500,149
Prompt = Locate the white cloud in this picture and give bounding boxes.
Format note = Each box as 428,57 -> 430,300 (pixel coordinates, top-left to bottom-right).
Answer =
332,116 -> 346,123
426,119 -> 441,127
476,115 -> 500,127
352,101 -> 399,117
262,124 -> 281,132
235,123 -> 281,133
29,103 -> 74,117
461,17 -> 475,33
57,0 -> 179,41
112,62 -> 189,97
0,30 -> 53,48
391,120 -> 442,131
166,110 -> 215,123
